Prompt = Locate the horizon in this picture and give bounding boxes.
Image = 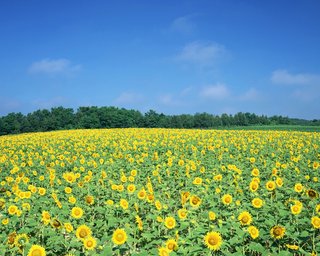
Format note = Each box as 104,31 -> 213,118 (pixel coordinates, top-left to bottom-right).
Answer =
1,1 -> 320,119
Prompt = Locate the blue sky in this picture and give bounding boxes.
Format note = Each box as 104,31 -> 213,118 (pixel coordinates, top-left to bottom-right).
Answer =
1,0 -> 320,119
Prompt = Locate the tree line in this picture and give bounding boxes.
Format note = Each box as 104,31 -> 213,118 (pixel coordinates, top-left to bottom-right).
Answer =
0,106 -> 319,135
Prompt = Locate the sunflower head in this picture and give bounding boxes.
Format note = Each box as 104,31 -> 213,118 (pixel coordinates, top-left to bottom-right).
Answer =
270,225 -> 285,239
247,226 -> 259,239
204,231 -> 222,251
307,189 -> 318,199
83,236 -> 97,250
27,244 -> 46,256
76,225 -> 92,241
238,211 -> 252,226
165,239 -> 178,251
164,216 -> 176,229
221,194 -> 232,205
311,216 -> 320,229
112,228 -> 127,245
189,195 -> 201,207
71,207 -> 83,219
252,198 -> 263,208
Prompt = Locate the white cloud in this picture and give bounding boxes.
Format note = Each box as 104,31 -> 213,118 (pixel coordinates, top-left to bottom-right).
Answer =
171,15 -> 195,35
175,41 -> 227,67
271,69 -> 320,85
200,83 -> 229,100
114,92 -> 144,104
28,58 -> 81,75
239,88 -> 260,101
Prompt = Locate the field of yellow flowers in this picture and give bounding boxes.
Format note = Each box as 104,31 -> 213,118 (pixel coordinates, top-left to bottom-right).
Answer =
0,128 -> 319,256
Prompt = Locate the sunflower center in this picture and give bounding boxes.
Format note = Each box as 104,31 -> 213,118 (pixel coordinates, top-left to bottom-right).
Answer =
87,240 -> 93,247
116,233 -> 124,241
31,249 -> 42,256
314,219 -> 320,226
273,227 -> 281,236
242,216 -> 249,223
168,243 -> 174,250
80,230 -> 88,238
208,237 -> 218,245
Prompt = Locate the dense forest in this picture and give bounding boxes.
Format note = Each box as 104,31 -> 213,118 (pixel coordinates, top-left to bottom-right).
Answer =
0,106 -> 319,135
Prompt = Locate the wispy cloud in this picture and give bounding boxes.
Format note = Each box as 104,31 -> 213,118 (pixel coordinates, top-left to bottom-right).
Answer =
28,58 -> 81,75
199,83 -> 229,100
114,92 -> 144,104
238,88 -> 260,101
175,41 -> 227,67
271,69 -> 320,85
170,15 -> 196,35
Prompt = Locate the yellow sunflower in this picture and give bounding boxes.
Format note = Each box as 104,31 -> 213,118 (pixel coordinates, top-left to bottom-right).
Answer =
270,225 -> 285,239
27,244 -> 46,256
164,216 -> 176,229
294,183 -> 303,193
165,239 -> 178,251
204,231 -> 222,251
112,228 -> 127,245
311,216 -> 320,229
266,181 -> 276,191
85,195 -> 94,205
8,205 -> 18,215
76,225 -> 92,241
83,236 -> 97,250
127,184 -> 136,194
177,208 -> 187,220
71,207 -> 83,219
247,226 -> 259,239
252,198 -> 263,208
64,222 -> 73,233
189,195 -> 201,207
137,188 -> 146,200
221,194 -> 232,205
238,211 -> 252,226
158,247 -> 170,256
192,177 -> 202,185
120,199 -> 129,210
291,204 -> 302,215
209,211 -> 216,221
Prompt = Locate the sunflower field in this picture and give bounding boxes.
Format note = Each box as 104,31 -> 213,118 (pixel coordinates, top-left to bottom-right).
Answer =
0,128 -> 319,256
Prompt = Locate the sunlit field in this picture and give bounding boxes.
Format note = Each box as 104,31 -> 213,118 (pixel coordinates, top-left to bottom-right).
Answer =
0,128 -> 319,256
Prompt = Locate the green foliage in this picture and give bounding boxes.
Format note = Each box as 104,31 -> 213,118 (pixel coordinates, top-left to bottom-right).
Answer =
0,107 -> 319,136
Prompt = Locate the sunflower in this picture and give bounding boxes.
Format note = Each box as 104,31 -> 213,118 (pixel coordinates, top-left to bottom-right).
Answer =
177,208 -> 187,220
137,188 -> 146,200
189,195 -> 201,207
251,168 -> 259,177
41,211 -> 51,225
120,199 -> 129,210
51,218 -> 62,229
181,191 -> 190,205
158,247 -> 170,256
270,225 -> 285,239
112,228 -> 127,245
165,239 -> 178,251
64,222 -> 73,233
311,216 -> 320,229
251,198 -> 263,208
127,184 -> 136,194
14,233 -> 29,251
276,177 -> 283,187
192,177 -> 202,185
27,245 -> 46,256
307,189 -> 318,199
291,204 -> 302,215
76,225 -> 92,241
204,231 -> 222,251
266,181 -> 276,191
8,205 -> 18,215
38,187 -> 46,196
286,244 -> 299,250
208,211 -> 216,220
294,183 -> 303,193
85,195 -> 94,205
221,194 -> 232,205
135,215 -> 143,231
238,211 -> 252,225
247,226 -> 259,239
214,174 -> 222,181
7,232 -> 17,246
164,216 -> 176,229
71,207 -> 83,219
83,236 -> 97,250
